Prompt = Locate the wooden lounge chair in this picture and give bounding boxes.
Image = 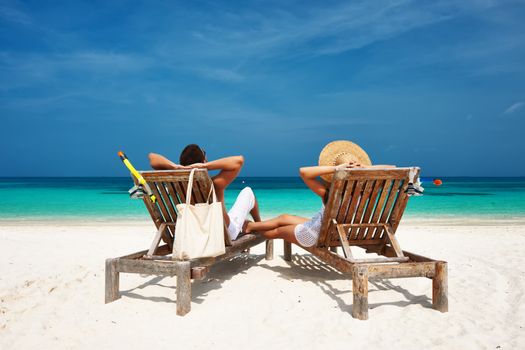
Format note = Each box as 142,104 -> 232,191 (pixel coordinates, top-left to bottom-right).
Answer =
105,169 -> 273,315
282,167 -> 448,320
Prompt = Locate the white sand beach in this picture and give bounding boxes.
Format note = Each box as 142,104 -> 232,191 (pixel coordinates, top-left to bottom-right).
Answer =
1,222 -> 524,349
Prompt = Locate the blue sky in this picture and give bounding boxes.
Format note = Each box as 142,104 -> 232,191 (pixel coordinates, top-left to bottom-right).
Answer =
1,0 -> 524,176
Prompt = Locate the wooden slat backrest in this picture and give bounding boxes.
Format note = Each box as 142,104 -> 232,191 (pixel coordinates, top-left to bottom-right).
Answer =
133,169 -> 229,246
318,168 -> 419,248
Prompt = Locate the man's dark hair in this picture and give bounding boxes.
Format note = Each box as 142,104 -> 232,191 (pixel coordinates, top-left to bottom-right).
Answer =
179,144 -> 206,166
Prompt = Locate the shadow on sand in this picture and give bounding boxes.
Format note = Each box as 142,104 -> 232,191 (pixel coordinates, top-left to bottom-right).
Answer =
260,253 -> 432,313
120,251 -> 432,313
120,253 -> 264,305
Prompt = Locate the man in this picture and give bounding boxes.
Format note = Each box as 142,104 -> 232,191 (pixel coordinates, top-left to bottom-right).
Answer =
149,144 -> 260,240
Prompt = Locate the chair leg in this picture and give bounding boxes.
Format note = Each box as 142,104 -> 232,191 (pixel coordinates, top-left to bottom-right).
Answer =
352,265 -> 369,320
284,241 -> 292,261
105,258 -> 120,303
265,239 -> 274,260
433,261 -> 448,312
176,261 -> 191,316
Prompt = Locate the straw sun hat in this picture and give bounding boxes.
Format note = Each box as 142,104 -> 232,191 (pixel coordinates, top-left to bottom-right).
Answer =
318,140 -> 372,182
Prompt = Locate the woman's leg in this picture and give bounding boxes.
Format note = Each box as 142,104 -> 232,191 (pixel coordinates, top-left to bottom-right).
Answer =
245,214 -> 308,233
261,225 -> 300,245
227,187 -> 258,240
250,195 -> 261,222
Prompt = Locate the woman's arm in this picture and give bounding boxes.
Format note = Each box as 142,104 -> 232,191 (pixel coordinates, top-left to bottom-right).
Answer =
299,163 -> 395,198
299,166 -> 340,198
149,153 -> 184,170
189,156 -> 244,190
189,156 -> 244,171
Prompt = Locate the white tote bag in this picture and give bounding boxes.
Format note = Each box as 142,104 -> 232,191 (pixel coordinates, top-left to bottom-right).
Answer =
173,169 -> 225,260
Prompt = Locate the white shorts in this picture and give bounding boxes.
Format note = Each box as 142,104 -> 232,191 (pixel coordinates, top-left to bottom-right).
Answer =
227,187 -> 255,240
294,224 -> 319,247
293,205 -> 324,247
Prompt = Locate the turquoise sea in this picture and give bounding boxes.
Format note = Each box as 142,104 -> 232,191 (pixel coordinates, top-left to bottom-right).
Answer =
0,177 -> 524,223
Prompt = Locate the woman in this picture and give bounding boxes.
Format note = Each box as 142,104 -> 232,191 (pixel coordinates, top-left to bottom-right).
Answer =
245,140 -> 394,248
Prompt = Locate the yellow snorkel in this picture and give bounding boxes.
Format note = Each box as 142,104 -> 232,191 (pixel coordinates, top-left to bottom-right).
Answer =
118,151 -> 157,203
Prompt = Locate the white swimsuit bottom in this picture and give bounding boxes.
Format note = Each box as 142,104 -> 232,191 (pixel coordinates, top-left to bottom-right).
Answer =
294,206 -> 324,247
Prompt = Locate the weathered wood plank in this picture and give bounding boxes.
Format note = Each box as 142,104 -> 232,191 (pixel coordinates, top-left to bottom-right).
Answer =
333,168 -> 412,180
402,250 -> 436,263
339,223 -> 387,228
192,180 -> 205,203
176,261 -> 191,316
190,266 -> 209,280
117,235 -> 265,272
173,181 -> 186,203
336,180 -> 355,228
137,177 -> 173,248
146,223 -> 168,257
372,179 -> 401,239
356,179 -> 383,239
141,169 -> 209,182
362,242 -> 436,262
119,244 -> 171,260
389,169 -> 419,233
191,234 -> 266,267
336,223 -> 354,260
166,182 -> 183,206
352,257 -> 409,264
433,262 -> 448,312
352,265 -> 369,320
367,262 -> 436,279
223,221 -> 233,246
116,259 -> 179,275
383,225 -> 405,258
157,182 -> 178,221
318,178 -> 345,247
148,181 -> 177,241
374,246 -> 436,263
265,239 -> 274,260
363,179 -> 392,240
105,259 -> 120,303
148,182 -> 169,221
180,181 -> 194,205
303,246 -> 354,273
350,180 -> 375,239
340,180 -> 364,232
329,237 -> 405,247
305,245 -> 436,278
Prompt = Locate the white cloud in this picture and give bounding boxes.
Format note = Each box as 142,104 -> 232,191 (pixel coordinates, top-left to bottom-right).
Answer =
173,0 -> 508,61
192,67 -> 244,83
0,51 -> 152,91
1,0 -> 521,87
0,4 -> 32,25
503,101 -> 524,115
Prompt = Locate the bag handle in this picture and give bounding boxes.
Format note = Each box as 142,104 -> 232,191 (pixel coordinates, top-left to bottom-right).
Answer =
185,169 -> 196,205
186,169 -> 218,205
206,183 -> 218,203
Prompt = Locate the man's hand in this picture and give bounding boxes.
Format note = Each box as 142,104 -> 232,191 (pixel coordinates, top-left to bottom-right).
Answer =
172,164 -> 191,170
335,161 -> 363,171
188,162 -> 206,169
